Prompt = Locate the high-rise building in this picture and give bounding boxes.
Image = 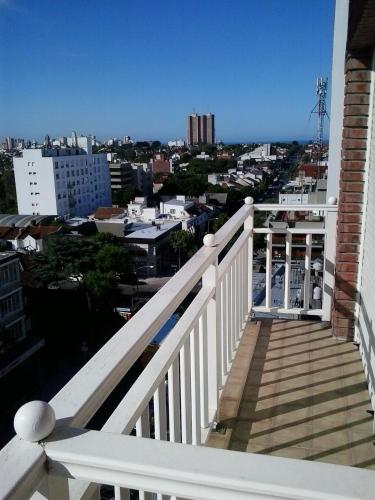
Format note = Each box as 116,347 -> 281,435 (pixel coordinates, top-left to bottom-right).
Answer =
13,136 -> 111,217
187,113 -> 215,146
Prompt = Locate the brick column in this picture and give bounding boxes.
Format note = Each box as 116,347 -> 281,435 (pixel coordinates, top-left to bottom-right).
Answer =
332,48 -> 372,339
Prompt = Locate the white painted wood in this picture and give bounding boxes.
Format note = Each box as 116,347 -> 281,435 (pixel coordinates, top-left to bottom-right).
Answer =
355,51 -> 375,411
102,287 -> 213,435
136,407 -> 150,439
244,203 -> 254,316
284,232 -> 292,309
46,476 -> 70,500
230,263 -> 236,355
180,340 -> 192,444
198,310 -> 209,429
154,382 -> 167,441
322,207 -> 338,321
254,203 -> 335,211
190,325 -> 201,445
168,359 -> 181,443
0,438 -> 46,500
203,259 -> 221,412
225,272 -> 231,367
114,486 -> 130,500
45,429 -> 375,500
252,306 -> 323,316
304,234 -> 312,309
265,233 -> 272,308
253,227 -> 326,234
220,276 -> 228,377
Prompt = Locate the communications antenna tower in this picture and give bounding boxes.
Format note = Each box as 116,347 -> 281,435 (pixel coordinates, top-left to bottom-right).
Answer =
310,77 -> 329,163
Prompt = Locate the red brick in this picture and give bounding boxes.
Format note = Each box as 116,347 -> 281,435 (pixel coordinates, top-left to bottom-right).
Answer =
332,326 -> 354,339
336,253 -> 359,263
339,193 -> 363,203
336,262 -> 358,273
346,70 -> 372,82
346,82 -> 371,93
338,213 -> 362,223
340,181 -> 364,192
335,271 -> 358,283
346,54 -> 372,70
341,171 -> 364,181
342,150 -> 367,161
333,317 -> 355,329
343,128 -> 368,139
336,243 -> 359,253
343,116 -> 369,127
334,298 -> 357,312
344,93 -> 370,105
344,105 -> 369,116
341,160 -> 366,171
338,233 -> 361,243
339,203 -> 362,213
342,138 -> 367,149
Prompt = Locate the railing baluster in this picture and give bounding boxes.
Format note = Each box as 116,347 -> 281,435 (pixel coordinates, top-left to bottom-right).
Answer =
221,277 -> 228,377
190,325 -> 201,445
225,271 -> 231,366
133,408 -> 152,500
199,310 -> 209,429
180,339 -> 192,444
235,255 -> 240,340
265,233 -> 272,308
244,200 -> 254,315
304,234 -> 312,309
154,381 -> 167,441
202,256 -> 221,416
284,232 -> 292,309
230,263 -> 236,354
168,358 -> 181,443
323,203 -> 337,321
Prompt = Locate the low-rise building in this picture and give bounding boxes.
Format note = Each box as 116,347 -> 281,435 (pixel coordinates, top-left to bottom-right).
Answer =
0,226 -> 62,252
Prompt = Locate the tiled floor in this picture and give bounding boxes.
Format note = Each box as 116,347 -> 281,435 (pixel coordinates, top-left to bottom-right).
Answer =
207,319 -> 375,469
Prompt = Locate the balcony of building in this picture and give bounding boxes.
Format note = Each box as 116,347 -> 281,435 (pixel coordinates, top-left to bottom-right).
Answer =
1,199 -> 375,500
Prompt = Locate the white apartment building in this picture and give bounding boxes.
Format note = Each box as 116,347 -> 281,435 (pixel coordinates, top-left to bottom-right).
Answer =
13,136 -> 111,217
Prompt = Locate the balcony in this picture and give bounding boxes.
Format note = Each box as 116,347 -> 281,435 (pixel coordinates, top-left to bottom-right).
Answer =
1,199 -> 375,500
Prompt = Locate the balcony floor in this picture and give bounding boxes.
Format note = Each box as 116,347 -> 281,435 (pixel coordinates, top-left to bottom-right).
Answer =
207,319 -> 375,469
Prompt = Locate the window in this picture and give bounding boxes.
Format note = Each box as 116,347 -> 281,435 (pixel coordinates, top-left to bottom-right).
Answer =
56,174 -> 60,179
55,162 -> 58,168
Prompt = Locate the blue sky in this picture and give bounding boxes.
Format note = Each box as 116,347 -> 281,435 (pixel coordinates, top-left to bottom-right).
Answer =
0,0 -> 335,143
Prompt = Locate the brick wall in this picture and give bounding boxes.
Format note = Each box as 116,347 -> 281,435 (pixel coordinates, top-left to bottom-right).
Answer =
332,48 -> 372,339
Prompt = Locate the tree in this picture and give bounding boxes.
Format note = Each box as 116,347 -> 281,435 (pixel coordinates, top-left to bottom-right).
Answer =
112,186 -> 142,206
169,230 -> 197,269
96,244 -> 130,280
212,213 -> 228,233
83,270 -> 119,311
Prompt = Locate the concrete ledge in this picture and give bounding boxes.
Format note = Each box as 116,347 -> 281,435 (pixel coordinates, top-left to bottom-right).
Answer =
206,320 -> 261,449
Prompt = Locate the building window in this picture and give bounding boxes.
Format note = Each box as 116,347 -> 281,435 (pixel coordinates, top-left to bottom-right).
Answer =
56,174 -> 60,179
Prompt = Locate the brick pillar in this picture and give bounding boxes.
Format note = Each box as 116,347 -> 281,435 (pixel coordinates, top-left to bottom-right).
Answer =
332,48 -> 372,339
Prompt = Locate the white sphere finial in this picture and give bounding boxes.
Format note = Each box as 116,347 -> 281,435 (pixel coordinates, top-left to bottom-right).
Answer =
244,196 -> 254,205
328,196 -> 337,205
203,233 -> 216,247
14,401 -> 55,442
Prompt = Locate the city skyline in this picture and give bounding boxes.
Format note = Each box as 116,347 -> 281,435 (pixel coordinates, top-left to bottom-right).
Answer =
0,0 -> 334,142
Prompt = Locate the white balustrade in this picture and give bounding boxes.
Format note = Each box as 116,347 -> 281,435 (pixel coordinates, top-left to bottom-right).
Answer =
0,201 -> 340,500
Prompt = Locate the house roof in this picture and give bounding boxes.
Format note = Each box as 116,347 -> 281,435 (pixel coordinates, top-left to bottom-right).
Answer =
94,207 -> 126,220
0,226 -> 61,241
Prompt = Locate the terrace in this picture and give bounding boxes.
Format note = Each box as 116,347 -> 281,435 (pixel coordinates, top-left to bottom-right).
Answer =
1,199 -> 375,500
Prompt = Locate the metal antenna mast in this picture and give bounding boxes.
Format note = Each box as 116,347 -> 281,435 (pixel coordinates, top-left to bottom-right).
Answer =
310,77 -> 329,163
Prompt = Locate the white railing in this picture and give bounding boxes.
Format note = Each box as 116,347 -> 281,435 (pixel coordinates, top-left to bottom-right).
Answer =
2,198 -> 364,500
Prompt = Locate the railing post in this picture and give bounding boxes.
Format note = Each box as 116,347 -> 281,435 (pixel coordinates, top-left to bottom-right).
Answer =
244,197 -> 254,316
202,234 -> 221,421
323,198 -> 338,321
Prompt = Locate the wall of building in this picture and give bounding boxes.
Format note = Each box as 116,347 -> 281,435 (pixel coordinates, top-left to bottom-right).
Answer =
333,46 -> 372,340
